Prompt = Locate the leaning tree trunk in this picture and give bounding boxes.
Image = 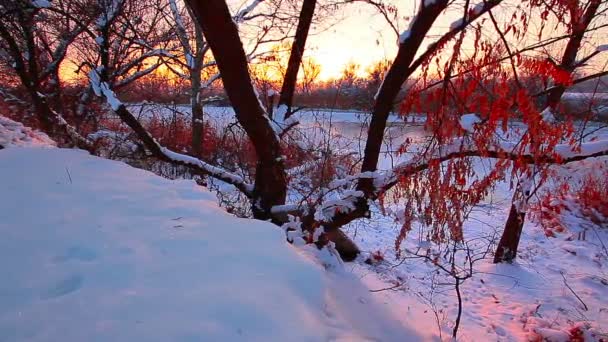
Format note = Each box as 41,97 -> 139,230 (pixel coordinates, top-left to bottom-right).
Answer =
495,167 -> 533,263
278,0 -> 316,115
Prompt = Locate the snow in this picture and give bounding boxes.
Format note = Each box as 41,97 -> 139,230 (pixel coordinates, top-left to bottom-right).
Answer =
31,0 -> 51,8
159,146 -> 251,191
540,107 -> 555,123
450,18 -> 464,30
185,53 -> 195,69
274,104 -> 288,124
562,92 -> 608,100
0,147 -> 424,341
88,69 -> 123,111
0,116 -> 55,148
472,2 -> 485,15
555,138 -> 608,159
234,0 -> 264,23
345,164 -> 608,340
459,113 -> 481,133
398,30 -> 410,43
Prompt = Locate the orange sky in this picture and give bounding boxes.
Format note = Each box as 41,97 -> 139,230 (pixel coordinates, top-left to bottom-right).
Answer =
304,2 -> 419,80
300,1 -> 466,80
290,1 -> 608,81
60,1 -> 607,84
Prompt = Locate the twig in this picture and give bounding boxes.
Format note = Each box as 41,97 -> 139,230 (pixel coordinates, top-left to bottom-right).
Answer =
561,272 -> 588,311
369,282 -> 402,292
65,167 -> 73,184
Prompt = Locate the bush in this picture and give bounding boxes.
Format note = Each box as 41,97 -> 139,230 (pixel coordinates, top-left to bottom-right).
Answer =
534,163 -> 608,237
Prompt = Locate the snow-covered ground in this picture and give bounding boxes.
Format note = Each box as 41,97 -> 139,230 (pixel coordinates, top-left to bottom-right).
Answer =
2,113 -> 607,341
0,144 -> 425,341
112,104 -> 608,340
125,103 -> 426,127
345,188 -> 608,341
0,116 -> 55,149
562,92 -> 608,101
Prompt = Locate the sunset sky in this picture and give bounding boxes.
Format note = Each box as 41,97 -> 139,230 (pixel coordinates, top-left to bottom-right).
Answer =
59,0 -> 607,84
302,1 -> 426,80
279,1 -> 607,81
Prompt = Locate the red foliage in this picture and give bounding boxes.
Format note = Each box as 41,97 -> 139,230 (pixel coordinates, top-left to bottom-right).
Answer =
534,165 -> 608,237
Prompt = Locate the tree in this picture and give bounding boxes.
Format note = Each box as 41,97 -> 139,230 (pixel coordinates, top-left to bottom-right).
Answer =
494,0 -> 606,263
164,0 -> 292,157
0,0 -> 92,149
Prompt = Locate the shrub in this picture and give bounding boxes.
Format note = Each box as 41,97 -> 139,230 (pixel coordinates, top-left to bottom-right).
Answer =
534,163 -> 608,237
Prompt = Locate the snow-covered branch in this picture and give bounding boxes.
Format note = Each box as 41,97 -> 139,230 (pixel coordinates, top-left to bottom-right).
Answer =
379,138 -> 608,193
234,0 -> 266,23
88,70 -> 254,195
168,0 -> 193,61
407,0 -> 503,73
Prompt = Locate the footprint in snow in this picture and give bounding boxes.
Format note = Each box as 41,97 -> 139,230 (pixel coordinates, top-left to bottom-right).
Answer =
41,274 -> 83,299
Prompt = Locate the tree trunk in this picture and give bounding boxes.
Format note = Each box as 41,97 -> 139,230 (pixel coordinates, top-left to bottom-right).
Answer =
191,71 -> 204,157
186,0 -> 287,220
325,229 -> 360,262
191,24 -> 205,158
278,0 -> 316,116
358,1 -> 448,194
493,200 -> 525,263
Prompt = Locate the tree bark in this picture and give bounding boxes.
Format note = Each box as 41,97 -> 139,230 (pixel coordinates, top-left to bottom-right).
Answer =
358,1 -> 448,194
191,84 -> 204,157
278,0 -> 316,116
186,0 -> 287,220
191,24 -> 205,157
493,200 -> 525,263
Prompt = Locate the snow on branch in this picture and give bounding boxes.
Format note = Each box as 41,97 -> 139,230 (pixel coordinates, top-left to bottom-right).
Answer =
169,0 -> 194,68
274,136 -> 608,227
408,0 -> 503,73
459,113 -> 482,133
88,69 -> 254,195
379,138 -> 608,193
234,0 -> 265,23
95,0 -> 123,29
31,0 -> 51,8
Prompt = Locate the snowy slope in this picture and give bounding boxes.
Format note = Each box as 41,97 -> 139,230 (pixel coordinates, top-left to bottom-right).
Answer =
0,148 -> 422,341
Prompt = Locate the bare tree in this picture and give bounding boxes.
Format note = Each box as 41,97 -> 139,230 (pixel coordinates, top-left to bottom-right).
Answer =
0,0 -> 93,149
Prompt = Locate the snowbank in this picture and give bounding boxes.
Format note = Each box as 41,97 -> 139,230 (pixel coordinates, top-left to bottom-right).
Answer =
0,148 -> 421,341
0,116 -> 55,148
